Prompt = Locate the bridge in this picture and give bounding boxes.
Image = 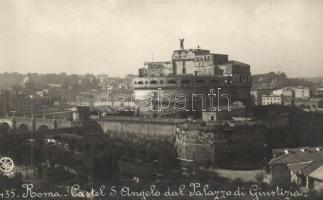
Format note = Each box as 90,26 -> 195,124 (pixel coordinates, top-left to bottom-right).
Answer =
0,106 -> 89,134
0,116 -> 76,134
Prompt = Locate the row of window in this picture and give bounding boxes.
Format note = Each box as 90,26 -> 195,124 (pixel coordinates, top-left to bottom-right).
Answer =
262,97 -> 281,101
195,55 -> 212,61
134,79 -> 220,85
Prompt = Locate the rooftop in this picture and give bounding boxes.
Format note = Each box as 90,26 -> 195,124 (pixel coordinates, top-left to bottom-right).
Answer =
289,160 -> 323,175
309,165 -> 323,180
270,147 -> 323,165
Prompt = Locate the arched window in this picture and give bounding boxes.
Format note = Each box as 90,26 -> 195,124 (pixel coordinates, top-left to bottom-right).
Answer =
138,81 -> 143,85
182,67 -> 186,74
150,80 -> 157,84
181,80 -> 191,84
167,80 -> 176,84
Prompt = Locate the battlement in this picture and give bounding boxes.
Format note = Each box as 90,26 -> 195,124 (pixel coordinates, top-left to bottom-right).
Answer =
138,40 -> 247,78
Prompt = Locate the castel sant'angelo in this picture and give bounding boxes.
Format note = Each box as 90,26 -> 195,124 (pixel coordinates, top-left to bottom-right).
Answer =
99,40 -> 265,167
130,40 -> 265,167
133,39 -> 252,118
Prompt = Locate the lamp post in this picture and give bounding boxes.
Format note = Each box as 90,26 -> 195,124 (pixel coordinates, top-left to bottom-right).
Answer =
26,95 -> 34,117
31,114 -> 35,176
28,95 -> 36,177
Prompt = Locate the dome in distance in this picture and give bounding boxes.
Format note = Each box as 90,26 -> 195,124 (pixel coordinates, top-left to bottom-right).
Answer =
22,73 -> 34,88
23,76 -> 31,84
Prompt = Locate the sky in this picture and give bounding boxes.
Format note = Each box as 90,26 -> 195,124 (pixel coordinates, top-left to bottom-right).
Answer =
0,0 -> 323,77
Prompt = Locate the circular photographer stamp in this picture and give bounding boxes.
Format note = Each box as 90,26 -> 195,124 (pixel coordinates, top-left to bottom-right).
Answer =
0,156 -> 14,176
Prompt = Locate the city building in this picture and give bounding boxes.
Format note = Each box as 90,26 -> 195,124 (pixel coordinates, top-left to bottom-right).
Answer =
272,88 -> 295,105
251,89 -> 272,106
262,94 -> 283,106
313,87 -> 323,96
75,92 -> 96,107
0,90 -> 10,116
294,86 -> 311,99
133,39 -> 252,118
139,61 -> 173,77
201,103 -> 246,122
308,165 -> 323,191
294,97 -> 323,111
269,147 -> 323,191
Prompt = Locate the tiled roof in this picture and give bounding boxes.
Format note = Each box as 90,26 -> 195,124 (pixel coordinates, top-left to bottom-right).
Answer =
270,147 -> 323,165
288,162 -> 312,174
302,161 -> 323,176
309,165 -> 323,181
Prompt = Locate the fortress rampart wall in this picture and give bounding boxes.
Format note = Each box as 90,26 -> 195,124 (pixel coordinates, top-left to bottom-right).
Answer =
98,117 -> 186,141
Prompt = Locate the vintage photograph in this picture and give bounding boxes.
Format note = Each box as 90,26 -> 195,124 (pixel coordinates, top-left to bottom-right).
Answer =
1,0 -> 323,199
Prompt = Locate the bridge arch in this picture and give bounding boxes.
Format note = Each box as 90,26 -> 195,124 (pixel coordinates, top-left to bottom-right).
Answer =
0,122 -> 10,134
37,125 -> 50,133
17,123 -> 30,133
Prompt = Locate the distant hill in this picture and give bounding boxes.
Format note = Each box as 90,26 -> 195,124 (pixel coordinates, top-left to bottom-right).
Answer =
0,73 -> 134,96
0,73 -> 25,90
252,72 -> 313,90
0,73 -> 101,91
0,72 -> 317,91
300,77 -> 323,84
